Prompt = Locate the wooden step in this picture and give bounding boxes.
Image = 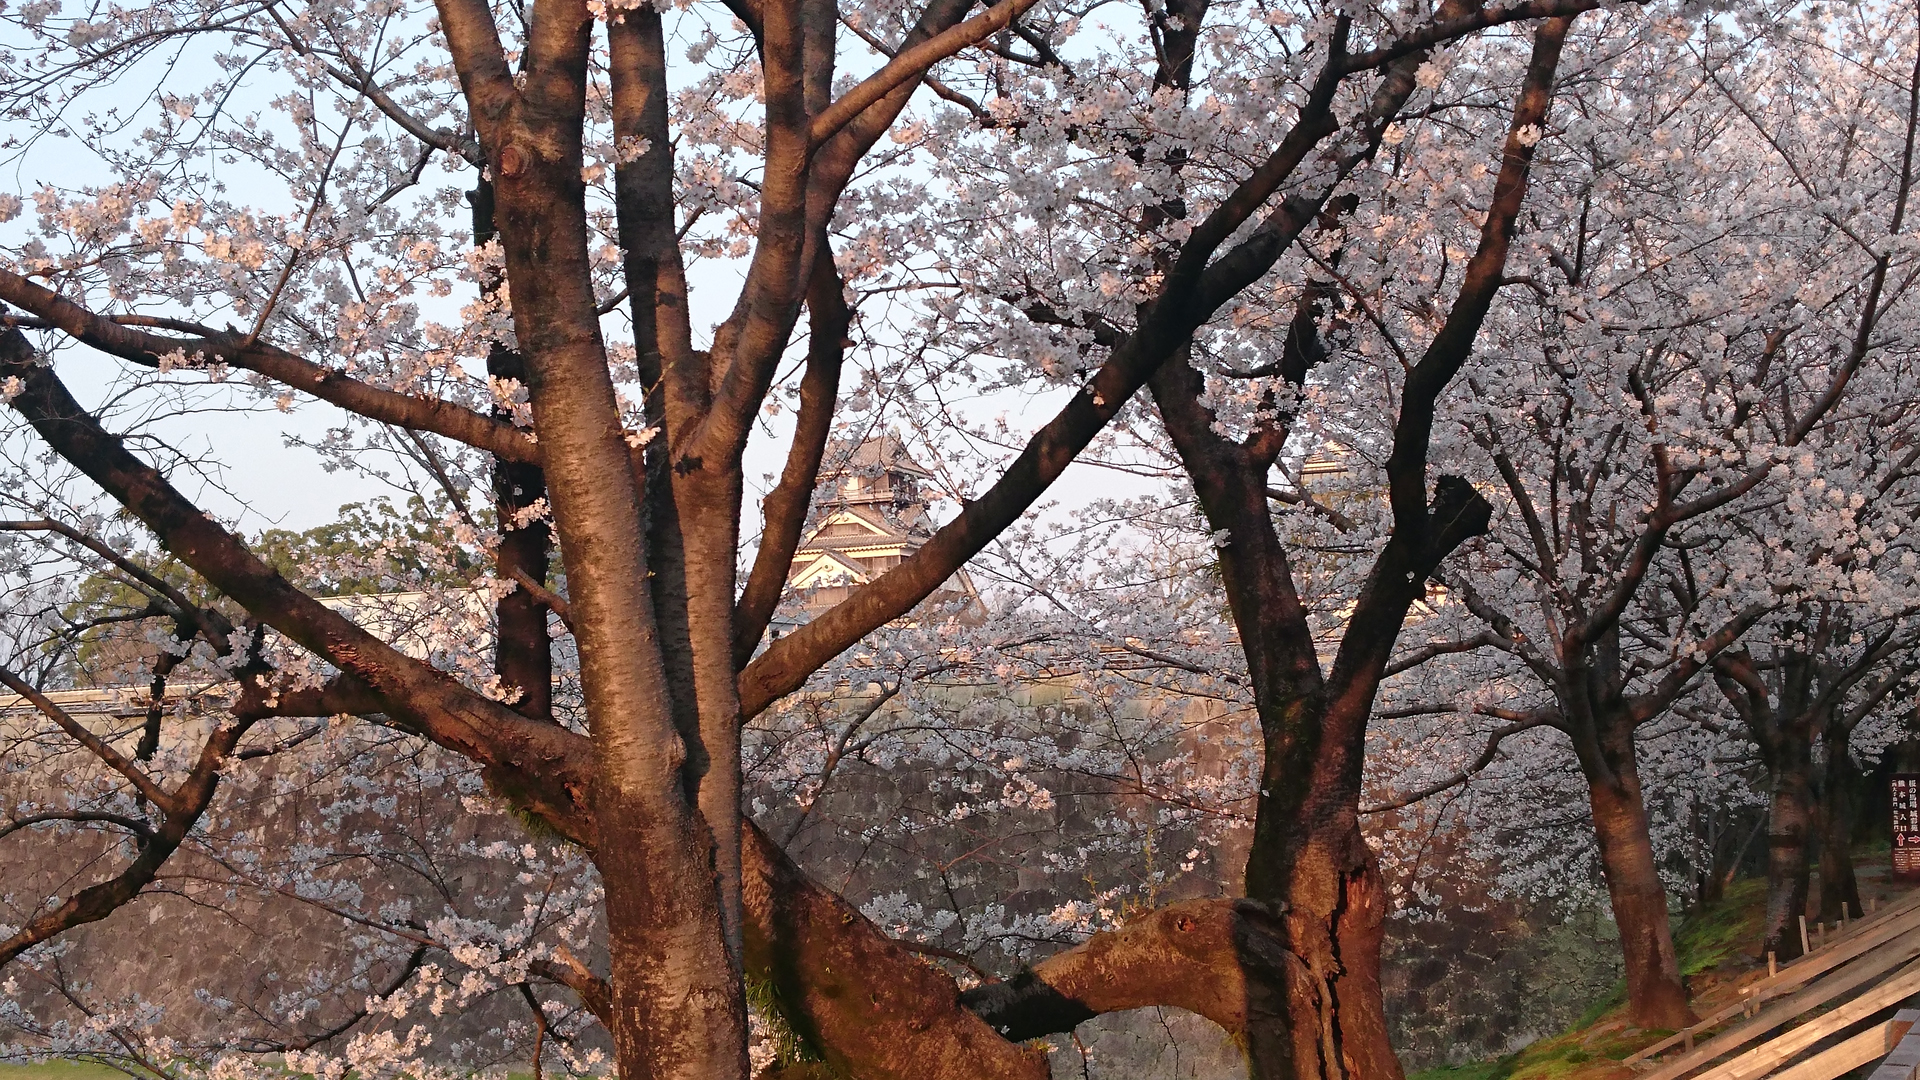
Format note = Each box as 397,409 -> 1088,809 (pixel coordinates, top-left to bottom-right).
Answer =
1633,893 -> 1920,1072
1639,936 -> 1920,1078
1770,1010 -> 1918,1080
1690,957 -> 1920,1080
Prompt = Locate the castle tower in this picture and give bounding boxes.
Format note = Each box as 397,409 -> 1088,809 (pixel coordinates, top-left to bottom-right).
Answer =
783,435 -> 982,622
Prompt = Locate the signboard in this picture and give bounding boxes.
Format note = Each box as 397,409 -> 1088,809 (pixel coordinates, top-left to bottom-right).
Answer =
1895,774 -> 1920,880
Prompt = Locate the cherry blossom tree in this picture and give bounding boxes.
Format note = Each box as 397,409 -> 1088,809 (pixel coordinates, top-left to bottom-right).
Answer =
0,0 -> 1644,1073
1358,0 -> 1920,1024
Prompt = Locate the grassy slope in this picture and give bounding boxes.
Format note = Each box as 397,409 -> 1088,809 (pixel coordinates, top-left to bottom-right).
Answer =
1410,872 -> 1895,1080
0,1062 -> 131,1080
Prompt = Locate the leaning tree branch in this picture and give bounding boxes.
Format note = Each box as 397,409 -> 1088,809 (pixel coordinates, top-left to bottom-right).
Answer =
0,517 -> 232,644
1383,631 -> 1512,677
1322,14 -> 1574,710
808,0 -> 1045,148
1626,602 -> 1771,725
0,666 -> 178,812
0,811 -> 157,845
0,325 -> 595,844
530,948 -> 612,1026
958,898 -> 1294,1041
0,663 -> 264,968
508,566 -> 574,631
1266,484 -> 1359,531
0,276 -> 536,463
740,821 -> 1047,1080
1338,0 -> 1630,73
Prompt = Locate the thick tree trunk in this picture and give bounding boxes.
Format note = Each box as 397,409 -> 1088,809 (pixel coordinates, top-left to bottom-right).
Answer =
484,55 -> 750,1074
1226,484 -> 1493,1080
1575,711 -> 1695,1031
1242,768 -> 1400,1080
1149,376 -> 1408,1078
1587,775 -> 1694,1028
1818,725 -> 1863,923
597,790 -> 749,1080
1761,736 -> 1814,960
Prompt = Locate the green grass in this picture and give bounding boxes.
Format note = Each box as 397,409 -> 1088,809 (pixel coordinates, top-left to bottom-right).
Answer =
1411,1060 -> 1515,1080
1410,877 -> 1774,1080
0,1061 -> 132,1080
1407,1021 -> 1640,1080
1675,877 -> 1767,978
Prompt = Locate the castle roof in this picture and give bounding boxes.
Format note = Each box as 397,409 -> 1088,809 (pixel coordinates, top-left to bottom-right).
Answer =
821,432 -> 933,479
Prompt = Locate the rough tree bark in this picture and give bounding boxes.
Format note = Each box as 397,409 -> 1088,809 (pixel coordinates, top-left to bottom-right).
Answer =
0,0 -> 1640,1076
1763,730 -> 1816,957
1818,712 -> 1866,922
1717,638 -> 1824,962
1142,16 -> 1571,1075
466,0 -> 754,1067
1574,703 -> 1695,1024
1716,624 -> 1907,962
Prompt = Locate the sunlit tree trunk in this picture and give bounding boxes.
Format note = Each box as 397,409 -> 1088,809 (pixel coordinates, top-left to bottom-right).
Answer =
1565,694 -> 1695,1030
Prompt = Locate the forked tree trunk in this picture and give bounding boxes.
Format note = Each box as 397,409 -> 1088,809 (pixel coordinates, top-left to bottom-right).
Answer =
479,42 -> 752,1071
1242,702 -> 1401,1080
1144,14 -> 1569,1068
1574,710 -> 1695,1031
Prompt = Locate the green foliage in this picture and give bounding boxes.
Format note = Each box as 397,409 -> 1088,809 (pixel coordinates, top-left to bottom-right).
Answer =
74,493 -> 475,610
1675,877 -> 1768,978
251,495 -> 479,596
58,495 -> 477,685
743,973 -> 828,1070
0,1061 -> 143,1080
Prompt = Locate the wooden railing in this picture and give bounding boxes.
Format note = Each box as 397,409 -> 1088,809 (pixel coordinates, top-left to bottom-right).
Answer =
1627,887 -> 1920,1080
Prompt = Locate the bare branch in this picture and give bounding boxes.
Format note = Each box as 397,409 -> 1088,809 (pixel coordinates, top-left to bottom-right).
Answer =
0,275 -> 536,463
809,0 -> 1045,147
0,665 -> 178,813
1361,713 -> 1558,814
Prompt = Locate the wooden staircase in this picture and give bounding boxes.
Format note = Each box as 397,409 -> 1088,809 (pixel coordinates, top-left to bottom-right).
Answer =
1628,888 -> 1920,1080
